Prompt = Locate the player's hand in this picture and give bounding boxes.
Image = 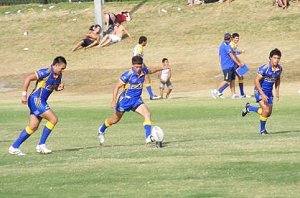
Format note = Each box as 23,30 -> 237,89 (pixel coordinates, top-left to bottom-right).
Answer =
276,95 -> 280,102
111,100 -> 116,108
261,94 -> 268,104
21,95 -> 27,104
57,83 -> 64,91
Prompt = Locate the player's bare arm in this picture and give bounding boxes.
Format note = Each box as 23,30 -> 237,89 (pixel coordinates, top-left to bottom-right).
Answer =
254,74 -> 268,103
22,73 -> 38,104
112,81 -> 124,107
275,75 -> 281,101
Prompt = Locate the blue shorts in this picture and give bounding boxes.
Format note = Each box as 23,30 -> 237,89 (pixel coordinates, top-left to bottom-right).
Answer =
28,95 -> 50,117
115,96 -> 144,112
254,89 -> 273,104
223,67 -> 236,82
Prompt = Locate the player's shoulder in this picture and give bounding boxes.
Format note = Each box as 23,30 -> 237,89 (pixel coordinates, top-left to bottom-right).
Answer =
36,66 -> 51,76
121,68 -> 133,78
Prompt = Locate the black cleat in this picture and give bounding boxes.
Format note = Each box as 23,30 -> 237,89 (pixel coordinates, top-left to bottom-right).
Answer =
156,141 -> 163,148
241,102 -> 250,117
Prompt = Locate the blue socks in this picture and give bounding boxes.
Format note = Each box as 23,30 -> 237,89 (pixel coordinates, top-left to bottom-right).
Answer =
143,121 -> 152,138
218,83 -> 229,94
145,84 -> 154,98
12,128 -> 31,148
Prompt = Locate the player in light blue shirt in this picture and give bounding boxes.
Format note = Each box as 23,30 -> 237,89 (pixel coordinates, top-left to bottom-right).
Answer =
98,56 -> 165,144
242,48 -> 283,135
9,56 -> 67,155
211,33 -> 243,99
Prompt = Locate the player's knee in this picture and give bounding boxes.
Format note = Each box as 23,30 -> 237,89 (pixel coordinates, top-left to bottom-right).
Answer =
51,117 -> 58,125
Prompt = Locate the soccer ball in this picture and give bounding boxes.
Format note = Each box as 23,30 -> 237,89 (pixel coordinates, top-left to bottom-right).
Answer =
151,126 -> 164,142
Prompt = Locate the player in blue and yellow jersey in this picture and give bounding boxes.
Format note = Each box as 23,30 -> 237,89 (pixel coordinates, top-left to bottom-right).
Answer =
230,33 -> 251,98
9,56 -> 67,155
242,49 -> 282,135
98,56 -> 165,144
211,33 -> 243,99
133,36 -> 161,100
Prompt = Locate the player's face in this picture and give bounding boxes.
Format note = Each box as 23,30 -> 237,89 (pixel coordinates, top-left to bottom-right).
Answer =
142,41 -> 147,47
270,55 -> 281,67
133,64 -> 143,74
233,37 -> 239,44
54,63 -> 66,75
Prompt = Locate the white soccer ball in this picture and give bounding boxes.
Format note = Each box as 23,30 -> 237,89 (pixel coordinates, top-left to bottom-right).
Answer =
151,126 -> 164,142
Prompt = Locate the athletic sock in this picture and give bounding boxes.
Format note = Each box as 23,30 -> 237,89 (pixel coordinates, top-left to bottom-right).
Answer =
39,122 -> 55,145
239,79 -> 245,96
143,121 -> 152,138
218,83 -> 229,94
248,105 -> 259,113
145,84 -> 154,98
99,119 -> 111,133
260,116 -> 268,132
12,126 -> 33,148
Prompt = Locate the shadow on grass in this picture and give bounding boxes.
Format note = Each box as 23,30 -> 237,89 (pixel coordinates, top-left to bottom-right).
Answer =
129,0 -> 148,15
271,130 -> 300,135
54,139 -> 193,152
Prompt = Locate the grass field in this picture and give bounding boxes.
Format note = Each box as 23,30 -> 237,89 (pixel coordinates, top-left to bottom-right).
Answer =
1,0 -> 300,197
1,96 -> 300,197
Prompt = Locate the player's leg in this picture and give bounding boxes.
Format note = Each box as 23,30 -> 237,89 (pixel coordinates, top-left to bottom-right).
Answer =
212,69 -> 230,99
98,111 -> 124,144
36,109 -> 58,153
258,101 -> 272,134
135,104 -> 154,143
99,111 -> 124,133
145,74 -> 159,100
9,115 -> 41,155
242,89 -> 263,116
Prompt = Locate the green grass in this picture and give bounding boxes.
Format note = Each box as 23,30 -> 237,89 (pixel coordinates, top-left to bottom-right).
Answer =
1,96 -> 300,197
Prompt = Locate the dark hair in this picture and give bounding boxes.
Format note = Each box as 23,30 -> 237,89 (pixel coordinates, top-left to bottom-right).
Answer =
94,24 -> 102,33
89,25 -> 95,31
138,36 -> 147,44
269,48 -> 281,58
52,56 -> 67,66
162,58 -> 168,63
232,33 -> 239,38
132,56 -> 143,65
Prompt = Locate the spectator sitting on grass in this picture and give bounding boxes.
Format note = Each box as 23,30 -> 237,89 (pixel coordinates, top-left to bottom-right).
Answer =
72,24 -> 101,52
104,11 -> 131,33
98,19 -> 132,48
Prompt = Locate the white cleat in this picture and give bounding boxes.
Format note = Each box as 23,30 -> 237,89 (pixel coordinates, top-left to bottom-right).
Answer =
211,89 -> 218,99
145,135 -> 154,144
231,94 -> 241,99
241,94 -> 251,98
36,144 -> 52,154
98,128 -> 105,145
8,146 -> 25,156
211,89 -> 225,99
150,95 -> 161,100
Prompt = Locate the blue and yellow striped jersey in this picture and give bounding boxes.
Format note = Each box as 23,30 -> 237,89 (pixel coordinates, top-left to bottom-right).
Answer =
256,62 -> 282,93
119,67 -> 148,99
31,66 -> 62,101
